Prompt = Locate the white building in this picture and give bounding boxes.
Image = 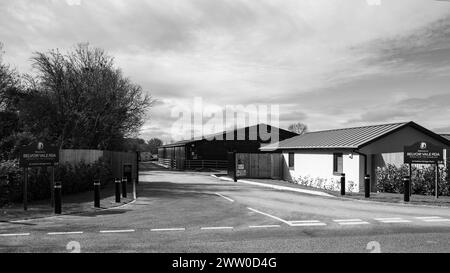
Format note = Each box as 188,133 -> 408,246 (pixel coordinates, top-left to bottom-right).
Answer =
260,122 -> 450,193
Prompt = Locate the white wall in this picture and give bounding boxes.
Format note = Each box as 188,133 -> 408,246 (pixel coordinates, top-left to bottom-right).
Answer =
282,150 -> 361,193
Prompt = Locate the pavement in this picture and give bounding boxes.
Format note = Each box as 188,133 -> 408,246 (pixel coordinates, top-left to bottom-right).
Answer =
1,163 -> 450,253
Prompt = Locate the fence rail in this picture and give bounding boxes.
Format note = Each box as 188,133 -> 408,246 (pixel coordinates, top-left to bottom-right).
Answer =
158,158 -> 228,170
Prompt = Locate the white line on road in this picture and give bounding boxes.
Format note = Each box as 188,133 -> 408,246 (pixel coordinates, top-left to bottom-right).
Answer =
248,225 -> 281,228
47,231 -> 84,235
422,219 -> 450,222
333,219 -> 369,225
415,216 -> 442,220
214,193 -> 234,203
374,218 -> 411,223
200,227 -> 234,230
0,233 -> 30,237
151,228 -> 186,232
247,207 -> 291,226
99,229 -> 135,233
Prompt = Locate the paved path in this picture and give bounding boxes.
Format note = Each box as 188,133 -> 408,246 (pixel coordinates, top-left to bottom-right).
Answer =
1,167 -> 450,252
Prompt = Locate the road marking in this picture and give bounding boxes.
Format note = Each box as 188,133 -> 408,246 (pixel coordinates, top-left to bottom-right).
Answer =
248,225 -> 281,228
374,218 -> 411,223
47,231 -> 84,235
214,193 -> 234,203
289,220 -> 326,226
99,229 -> 135,233
200,227 -> 234,230
0,233 -> 30,237
151,228 -> 186,232
247,207 -> 291,226
333,219 -> 369,225
415,216 -> 442,220
422,219 -> 450,222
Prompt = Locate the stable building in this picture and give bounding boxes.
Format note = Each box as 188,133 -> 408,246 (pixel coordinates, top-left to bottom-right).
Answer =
158,123 -> 298,170
260,121 -> 450,193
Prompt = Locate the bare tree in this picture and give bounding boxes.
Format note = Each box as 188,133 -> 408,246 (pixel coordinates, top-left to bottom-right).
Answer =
28,43 -> 153,150
288,122 -> 308,135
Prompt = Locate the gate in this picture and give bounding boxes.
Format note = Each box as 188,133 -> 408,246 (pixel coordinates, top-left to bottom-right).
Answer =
230,153 -> 283,179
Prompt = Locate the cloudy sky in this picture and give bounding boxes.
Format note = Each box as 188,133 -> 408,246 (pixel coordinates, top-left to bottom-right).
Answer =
1,0 -> 450,143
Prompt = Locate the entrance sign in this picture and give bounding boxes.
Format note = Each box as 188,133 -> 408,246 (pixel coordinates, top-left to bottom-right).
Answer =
19,142 -> 59,167
404,141 -> 443,164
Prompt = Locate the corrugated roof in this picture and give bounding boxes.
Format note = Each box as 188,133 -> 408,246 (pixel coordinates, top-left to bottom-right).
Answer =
442,134 -> 450,141
160,123 -> 296,148
261,122 -> 411,151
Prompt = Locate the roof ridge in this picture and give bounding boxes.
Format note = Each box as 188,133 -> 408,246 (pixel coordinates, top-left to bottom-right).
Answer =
305,121 -> 410,134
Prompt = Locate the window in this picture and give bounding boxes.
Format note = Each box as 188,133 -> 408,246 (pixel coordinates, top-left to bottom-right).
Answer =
288,153 -> 295,168
333,153 -> 343,174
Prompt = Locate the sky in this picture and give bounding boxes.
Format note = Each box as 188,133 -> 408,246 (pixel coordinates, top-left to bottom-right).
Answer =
1,0 -> 450,143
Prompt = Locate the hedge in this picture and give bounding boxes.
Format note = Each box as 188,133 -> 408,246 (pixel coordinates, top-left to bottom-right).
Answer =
0,158 -> 113,206
376,164 -> 450,196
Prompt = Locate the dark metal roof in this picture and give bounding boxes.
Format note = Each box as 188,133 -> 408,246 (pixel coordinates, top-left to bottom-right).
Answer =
442,134 -> 450,141
261,121 -> 450,151
160,123 -> 297,148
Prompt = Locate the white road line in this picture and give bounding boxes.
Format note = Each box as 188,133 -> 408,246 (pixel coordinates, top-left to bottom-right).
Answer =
374,218 -> 411,223
248,225 -> 281,228
214,193 -> 234,203
247,207 -> 291,226
151,228 -> 186,232
333,219 -> 369,225
333,219 -> 365,222
422,219 -> 450,222
415,216 -> 442,220
374,217 -> 404,221
200,227 -> 234,230
0,233 -> 30,237
99,229 -> 135,233
291,222 -> 327,227
47,231 -> 84,235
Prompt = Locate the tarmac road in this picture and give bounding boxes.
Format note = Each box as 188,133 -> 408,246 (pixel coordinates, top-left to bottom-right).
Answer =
1,166 -> 450,253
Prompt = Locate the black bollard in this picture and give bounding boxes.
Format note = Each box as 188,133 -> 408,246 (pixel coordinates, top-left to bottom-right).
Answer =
54,181 -> 62,214
403,176 -> 410,202
122,177 -> 127,198
94,179 -> 100,208
115,178 -> 121,203
364,175 -> 371,198
340,173 -> 346,196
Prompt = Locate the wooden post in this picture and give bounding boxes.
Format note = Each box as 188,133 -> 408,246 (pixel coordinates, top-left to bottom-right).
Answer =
50,166 -> 55,207
23,167 -> 28,211
409,163 -> 412,196
436,163 -> 439,199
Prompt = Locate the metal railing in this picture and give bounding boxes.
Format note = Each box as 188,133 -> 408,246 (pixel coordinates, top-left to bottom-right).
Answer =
185,160 -> 228,170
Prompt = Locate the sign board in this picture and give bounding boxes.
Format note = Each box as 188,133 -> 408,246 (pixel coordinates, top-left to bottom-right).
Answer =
19,142 -> 59,168
404,141 -> 443,164
236,169 -> 247,177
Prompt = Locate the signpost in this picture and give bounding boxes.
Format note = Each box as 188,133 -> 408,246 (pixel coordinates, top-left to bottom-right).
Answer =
404,141 -> 444,199
19,142 -> 59,210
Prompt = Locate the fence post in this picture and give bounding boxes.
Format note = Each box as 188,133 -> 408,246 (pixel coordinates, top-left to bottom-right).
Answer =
364,175 -> 370,198
233,152 -> 237,182
115,178 -> 121,203
94,179 -> 100,208
132,179 -> 137,200
340,173 -> 345,196
403,176 -> 410,202
54,181 -> 62,214
122,177 -> 127,198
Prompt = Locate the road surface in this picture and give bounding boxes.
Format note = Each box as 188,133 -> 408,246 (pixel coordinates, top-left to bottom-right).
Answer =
1,166 -> 450,253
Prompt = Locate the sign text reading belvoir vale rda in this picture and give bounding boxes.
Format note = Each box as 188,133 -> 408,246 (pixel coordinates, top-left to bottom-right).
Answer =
19,142 -> 59,168
404,141 -> 443,164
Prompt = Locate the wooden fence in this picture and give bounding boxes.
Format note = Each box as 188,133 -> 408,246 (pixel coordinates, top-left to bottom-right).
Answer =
59,149 -> 138,182
234,153 -> 283,179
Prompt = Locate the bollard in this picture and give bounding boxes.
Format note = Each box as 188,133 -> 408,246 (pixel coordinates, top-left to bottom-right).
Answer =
54,181 -> 62,214
403,176 -> 410,202
122,177 -> 127,198
115,178 -> 121,203
364,175 -> 371,198
340,173 -> 346,196
94,179 -> 101,208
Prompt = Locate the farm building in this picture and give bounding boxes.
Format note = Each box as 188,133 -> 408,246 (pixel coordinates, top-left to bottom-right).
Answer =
260,121 -> 450,193
158,123 -> 298,170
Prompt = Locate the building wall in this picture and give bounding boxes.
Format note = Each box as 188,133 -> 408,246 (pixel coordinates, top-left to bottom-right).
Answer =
282,150 -> 361,193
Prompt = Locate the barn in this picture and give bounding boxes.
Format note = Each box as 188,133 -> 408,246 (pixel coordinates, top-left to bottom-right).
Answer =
260,121 -> 450,193
158,123 -> 298,170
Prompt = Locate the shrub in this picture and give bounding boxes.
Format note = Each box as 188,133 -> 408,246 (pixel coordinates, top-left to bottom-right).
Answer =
376,164 -> 449,196
0,157 -> 113,206
292,175 -> 356,192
